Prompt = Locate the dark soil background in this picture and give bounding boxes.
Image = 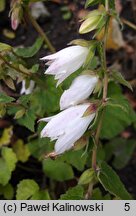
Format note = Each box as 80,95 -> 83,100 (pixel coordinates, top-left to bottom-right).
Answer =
0,0 -> 136,198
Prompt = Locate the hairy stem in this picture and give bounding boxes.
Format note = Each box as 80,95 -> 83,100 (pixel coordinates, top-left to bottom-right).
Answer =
105,0 -> 109,11
91,0 -> 109,173
26,10 -> 56,53
86,0 -> 109,200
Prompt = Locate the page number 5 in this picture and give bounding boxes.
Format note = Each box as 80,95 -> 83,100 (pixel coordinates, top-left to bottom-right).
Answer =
124,203 -> 130,211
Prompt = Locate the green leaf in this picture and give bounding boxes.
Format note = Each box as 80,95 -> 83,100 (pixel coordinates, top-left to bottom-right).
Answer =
98,161 -> 132,200
84,43 -> 97,66
0,42 -> 11,52
17,109 -> 36,132
19,94 -> 31,106
0,127 -> 13,147
60,185 -> 84,200
3,29 -> 15,39
0,148 -> 17,186
16,179 -> 39,200
0,158 -> 11,186
13,139 -> 30,163
15,37 -> 43,58
2,184 -> 14,200
4,77 -> 16,90
28,137 -> 54,159
92,188 -> 103,200
2,147 -> 17,172
92,188 -> 111,200
85,0 -> 115,9
106,99 -> 128,112
31,190 -> 51,200
61,150 -> 87,171
63,12 -> 72,20
109,0 -> 115,10
78,168 -> 95,185
101,98 -> 136,139
14,109 -> 26,119
0,92 -> 15,103
31,64 -> 39,73
30,76 -> 62,115
105,138 -> 136,169
111,70 -> 133,91
100,82 -> 136,139
43,159 -> 74,181
60,7 -> 72,20
0,104 -> 6,118
0,0 -> 5,12
85,0 -> 100,8
0,184 -> 14,199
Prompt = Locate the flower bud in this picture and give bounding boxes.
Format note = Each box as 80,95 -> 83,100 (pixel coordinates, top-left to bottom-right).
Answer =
10,0 -> 22,30
79,10 -> 105,34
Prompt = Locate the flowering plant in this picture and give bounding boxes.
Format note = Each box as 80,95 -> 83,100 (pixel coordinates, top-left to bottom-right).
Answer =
0,0 -> 136,200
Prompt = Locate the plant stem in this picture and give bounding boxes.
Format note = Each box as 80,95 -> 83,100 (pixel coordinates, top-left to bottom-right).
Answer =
85,0 -> 109,200
91,111 -> 104,170
91,0 -> 109,172
121,18 -> 136,31
26,10 -> 56,53
105,0 -> 109,11
85,183 -> 93,200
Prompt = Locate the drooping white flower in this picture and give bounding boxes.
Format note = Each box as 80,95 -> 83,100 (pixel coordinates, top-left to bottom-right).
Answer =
60,74 -> 98,110
41,45 -> 89,86
39,104 -> 95,154
40,104 -> 90,139
54,115 -> 95,154
20,80 -> 35,95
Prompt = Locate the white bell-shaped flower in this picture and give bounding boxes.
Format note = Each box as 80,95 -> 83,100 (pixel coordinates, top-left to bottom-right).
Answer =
39,104 -> 95,154
60,74 -> 98,110
54,114 -> 95,154
41,45 -> 89,86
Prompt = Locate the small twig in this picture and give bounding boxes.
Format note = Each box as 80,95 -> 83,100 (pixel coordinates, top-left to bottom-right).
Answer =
85,183 -> 93,200
121,18 -> 136,31
26,10 -> 56,53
